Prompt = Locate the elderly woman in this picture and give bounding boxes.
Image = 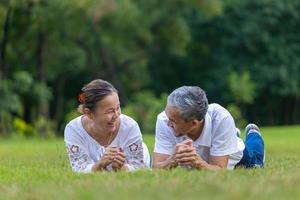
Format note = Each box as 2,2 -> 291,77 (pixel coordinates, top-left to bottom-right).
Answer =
64,79 -> 150,172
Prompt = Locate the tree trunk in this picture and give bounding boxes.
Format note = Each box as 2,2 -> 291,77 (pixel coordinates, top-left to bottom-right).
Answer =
91,24 -> 128,103
36,32 -> 49,117
293,95 -> 299,124
284,97 -> 290,124
54,74 -> 65,124
0,6 -> 11,79
37,32 -> 46,83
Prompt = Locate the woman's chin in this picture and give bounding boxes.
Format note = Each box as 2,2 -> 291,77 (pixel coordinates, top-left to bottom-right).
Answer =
107,124 -> 117,132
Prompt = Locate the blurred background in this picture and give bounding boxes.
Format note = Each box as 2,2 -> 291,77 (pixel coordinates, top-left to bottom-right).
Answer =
0,0 -> 299,138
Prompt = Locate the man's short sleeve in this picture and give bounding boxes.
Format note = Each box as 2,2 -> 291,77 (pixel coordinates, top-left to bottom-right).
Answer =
210,116 -> 239,156
154,115 -> 175,155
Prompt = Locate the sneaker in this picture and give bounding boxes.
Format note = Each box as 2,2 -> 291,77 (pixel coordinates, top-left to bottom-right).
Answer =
236,128 -> 241,138
245,123 -> 261,136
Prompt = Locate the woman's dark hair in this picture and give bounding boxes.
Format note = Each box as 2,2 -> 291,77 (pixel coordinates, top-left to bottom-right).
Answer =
77,79 -> 117,113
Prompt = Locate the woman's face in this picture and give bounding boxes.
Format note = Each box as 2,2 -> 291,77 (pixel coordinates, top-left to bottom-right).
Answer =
90,92 -> 121,133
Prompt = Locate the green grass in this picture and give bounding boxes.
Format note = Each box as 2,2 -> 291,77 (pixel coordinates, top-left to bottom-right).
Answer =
1,126 -> 300,200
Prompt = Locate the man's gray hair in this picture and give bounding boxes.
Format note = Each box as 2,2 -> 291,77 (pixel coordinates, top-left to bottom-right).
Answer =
167,86 -> 208,121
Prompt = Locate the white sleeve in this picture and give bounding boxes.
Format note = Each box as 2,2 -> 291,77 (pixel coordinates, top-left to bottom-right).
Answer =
64,125 -> 94,173
123,123 -> 148,171
210,116 -> 239,156
154,117 -> 175,155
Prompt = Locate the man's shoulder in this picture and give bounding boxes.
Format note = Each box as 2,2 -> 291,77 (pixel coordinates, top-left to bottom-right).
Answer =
157,111 -> 168,121
208,103 -> 232,121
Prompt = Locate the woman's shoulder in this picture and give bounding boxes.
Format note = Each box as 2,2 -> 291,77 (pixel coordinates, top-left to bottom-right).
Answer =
64,115 -> 84,138
65,115 -> 82,128
117,114 -> 141,143
120,114 -> 138,127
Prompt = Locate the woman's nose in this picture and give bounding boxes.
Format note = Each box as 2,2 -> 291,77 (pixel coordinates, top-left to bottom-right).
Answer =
112,109 -> 120,118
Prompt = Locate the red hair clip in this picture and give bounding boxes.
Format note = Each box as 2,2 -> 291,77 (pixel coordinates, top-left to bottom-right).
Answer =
78,91 -> 85,104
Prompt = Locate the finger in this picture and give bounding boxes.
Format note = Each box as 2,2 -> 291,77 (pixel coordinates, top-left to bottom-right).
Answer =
176,152 -> 197,159
112,159 -> 125,168
99,156 -> 113,166
181,139 -> 193,146
175,143 -> 185,150
114,155 -> 125,162
175,144 -> 189,153
105,152 -> 118,158
112,159 -> 124,167
116,151 -> 125,158
106,147 -> 118,153
113,155 -> 126,163
177,147 -> 195,154
102,155 -> 114,163
177,156 -> 196,163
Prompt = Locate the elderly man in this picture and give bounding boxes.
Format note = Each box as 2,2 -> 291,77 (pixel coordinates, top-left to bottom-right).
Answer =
153,86 -> 264,170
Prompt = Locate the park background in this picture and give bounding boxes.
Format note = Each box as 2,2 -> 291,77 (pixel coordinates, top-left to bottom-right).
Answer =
0,0 -> 300,199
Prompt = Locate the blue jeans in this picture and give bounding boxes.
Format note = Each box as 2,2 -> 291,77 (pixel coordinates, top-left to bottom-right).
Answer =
236,131 -> 265,168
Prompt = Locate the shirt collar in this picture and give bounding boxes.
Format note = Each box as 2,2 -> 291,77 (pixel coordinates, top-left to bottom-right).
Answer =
193,113 -> 212,147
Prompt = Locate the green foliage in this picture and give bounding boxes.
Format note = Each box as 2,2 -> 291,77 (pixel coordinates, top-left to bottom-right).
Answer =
12,118 -> 36,137
228,71 -> 255,104
32,83 -> 52,105
12,71 -> 33,94
12,116 -> 57,138
0,79 -> 23,116
64,110 -> 81,126
0,74 -> 28,135
1,0 -> 300,136
33,117 -> 56,138
226,71 -> 255,128
122,91 -> 167,134
227,104 -> 247,129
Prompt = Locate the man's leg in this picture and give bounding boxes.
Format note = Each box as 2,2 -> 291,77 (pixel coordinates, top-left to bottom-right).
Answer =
237,124 -> 265,168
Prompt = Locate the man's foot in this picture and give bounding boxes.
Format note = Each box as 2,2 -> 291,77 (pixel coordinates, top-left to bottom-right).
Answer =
245,123 -> 261,136
236,128 -> 241,138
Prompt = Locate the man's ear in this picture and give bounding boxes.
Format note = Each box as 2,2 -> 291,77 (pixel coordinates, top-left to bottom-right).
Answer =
191,118 -> 203,126
83,108 -> 93,119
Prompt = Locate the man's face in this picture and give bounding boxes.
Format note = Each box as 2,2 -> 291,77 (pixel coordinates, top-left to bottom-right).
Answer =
165,105 -> 195,137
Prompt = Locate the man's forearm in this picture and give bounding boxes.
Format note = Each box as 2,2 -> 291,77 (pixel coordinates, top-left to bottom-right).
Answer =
153,156 -> 177,169
194,159 -> 225,170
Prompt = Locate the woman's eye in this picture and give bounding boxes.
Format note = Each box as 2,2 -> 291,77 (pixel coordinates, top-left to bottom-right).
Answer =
105,110 -> 114,114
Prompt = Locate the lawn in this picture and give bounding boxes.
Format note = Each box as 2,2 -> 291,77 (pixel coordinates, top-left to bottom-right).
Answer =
1,126 -> 300,200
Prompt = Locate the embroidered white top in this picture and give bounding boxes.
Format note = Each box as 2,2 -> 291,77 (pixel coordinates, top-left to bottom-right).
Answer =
154,103 -> 245,169
64,114 -> 150,173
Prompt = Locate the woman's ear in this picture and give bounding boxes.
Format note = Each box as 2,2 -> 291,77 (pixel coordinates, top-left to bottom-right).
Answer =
83,108 -> 93,119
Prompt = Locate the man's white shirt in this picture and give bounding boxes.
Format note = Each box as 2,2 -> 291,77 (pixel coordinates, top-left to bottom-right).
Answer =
64,114 -> 150,172
154,103 -> 245,169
